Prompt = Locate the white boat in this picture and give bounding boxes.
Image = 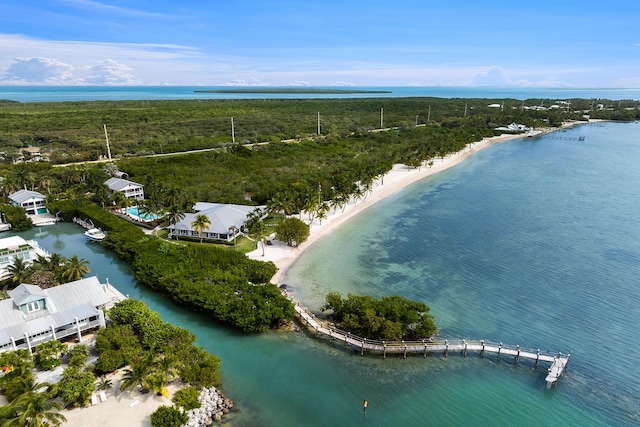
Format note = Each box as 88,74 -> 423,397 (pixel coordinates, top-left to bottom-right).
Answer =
84,228 -> 106,242
0,223 -> 11,232
34,219 -> 58,227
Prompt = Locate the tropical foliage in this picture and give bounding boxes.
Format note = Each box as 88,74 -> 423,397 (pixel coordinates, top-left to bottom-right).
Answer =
322,292 -> 438,341
150,405 -> 188,427
275,217 -> 310,247
96,300 -> 222,390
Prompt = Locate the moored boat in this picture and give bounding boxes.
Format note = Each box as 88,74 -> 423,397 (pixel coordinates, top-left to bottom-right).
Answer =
84,228 -> 106,241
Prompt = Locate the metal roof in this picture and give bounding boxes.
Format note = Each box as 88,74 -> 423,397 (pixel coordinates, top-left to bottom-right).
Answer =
8,189 -> 46,204
0,276 -> 111,348
169,203 -> 265,235
104,177 -> 143,191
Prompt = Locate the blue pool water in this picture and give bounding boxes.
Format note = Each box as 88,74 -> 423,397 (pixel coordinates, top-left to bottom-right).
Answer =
123,206 -> 162,222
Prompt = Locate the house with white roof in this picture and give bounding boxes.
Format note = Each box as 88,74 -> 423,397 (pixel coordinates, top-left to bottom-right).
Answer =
0,236 -> 50,281
104,177 -> 144,200
8,189 -> 49,215
0,276 -> 126,353
167,203 -> 266,242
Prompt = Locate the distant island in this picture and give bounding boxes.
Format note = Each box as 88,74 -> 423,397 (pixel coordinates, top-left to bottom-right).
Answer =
194,88 -> 392,94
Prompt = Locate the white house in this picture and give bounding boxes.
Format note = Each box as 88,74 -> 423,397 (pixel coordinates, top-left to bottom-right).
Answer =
104,177 -> 144,200
0,276 -> 126,353
0,236 -> 50,281
8,189 -> 49,215
167,203 -> 266,242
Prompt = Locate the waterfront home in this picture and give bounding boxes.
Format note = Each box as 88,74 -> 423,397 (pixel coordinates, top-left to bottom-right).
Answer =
0,236 -> 50,281
167,203 -> 266,242
0,276 -> 126,353
8,189 -> 49,215
104,177 -> 144,200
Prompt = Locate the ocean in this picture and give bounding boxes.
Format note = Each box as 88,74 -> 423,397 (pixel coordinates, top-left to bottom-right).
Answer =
2,85 -> 640,102
8,88 -> 640,426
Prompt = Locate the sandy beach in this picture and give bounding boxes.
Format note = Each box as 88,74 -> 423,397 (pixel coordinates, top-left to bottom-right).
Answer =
62,371 -> 179,427
247,130 -> 548,284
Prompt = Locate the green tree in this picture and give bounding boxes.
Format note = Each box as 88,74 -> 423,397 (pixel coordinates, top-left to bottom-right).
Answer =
3,389 -> 66,427
33,340 -> 67,371
164,206 -> 186,240
6,257 -> 31,285
191,214 -> 211,243
120,357 -> 153,395
275,217 -> 310,247
56,366 -> 95,408
150,405 -> 188,427
60,255 -> 90,282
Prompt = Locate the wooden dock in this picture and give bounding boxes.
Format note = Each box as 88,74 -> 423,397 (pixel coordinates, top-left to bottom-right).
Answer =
292,301 -> 570,387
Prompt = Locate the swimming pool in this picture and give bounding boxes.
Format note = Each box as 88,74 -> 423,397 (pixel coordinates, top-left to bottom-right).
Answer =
122,206 -> 163,222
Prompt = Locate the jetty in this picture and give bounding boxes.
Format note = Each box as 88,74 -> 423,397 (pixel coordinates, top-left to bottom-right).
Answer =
73,217 -> 95,230
292,301 -> 570,387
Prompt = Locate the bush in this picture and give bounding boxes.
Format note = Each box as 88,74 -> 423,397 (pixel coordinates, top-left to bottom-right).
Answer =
150,405 -> 188,427
172,386 -> 201,411
67,344 -> 89,368
56,366 -> 95,408
33,340 -> 67,371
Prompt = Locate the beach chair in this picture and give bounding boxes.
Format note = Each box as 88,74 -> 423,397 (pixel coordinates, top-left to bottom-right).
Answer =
91,394 -> 99,405
99,390 -> 107,402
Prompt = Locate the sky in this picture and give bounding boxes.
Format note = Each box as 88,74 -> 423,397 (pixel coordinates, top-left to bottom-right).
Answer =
0,0 -> 639,87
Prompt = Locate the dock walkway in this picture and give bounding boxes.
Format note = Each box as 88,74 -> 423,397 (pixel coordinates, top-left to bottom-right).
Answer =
292,300 -> 570,387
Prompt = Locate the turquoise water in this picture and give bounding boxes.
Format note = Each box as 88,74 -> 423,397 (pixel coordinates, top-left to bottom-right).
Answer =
124,206 -> 162,222
14,121 -> 640,426
2,85 -> 640,102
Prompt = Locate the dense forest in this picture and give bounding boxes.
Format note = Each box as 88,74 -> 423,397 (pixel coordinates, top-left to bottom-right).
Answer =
1,96 -> 638,165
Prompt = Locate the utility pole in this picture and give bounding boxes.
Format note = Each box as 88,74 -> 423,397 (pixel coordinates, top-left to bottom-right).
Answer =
427,105 -> 431,122
380,108 -> 384,129
317,112 -> 321,135
231,117 -> 235,143
464,103 -> 468,117
103,124 -> 112,160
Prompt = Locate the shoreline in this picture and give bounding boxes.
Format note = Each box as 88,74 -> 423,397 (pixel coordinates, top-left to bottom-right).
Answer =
247,128 -> 561,285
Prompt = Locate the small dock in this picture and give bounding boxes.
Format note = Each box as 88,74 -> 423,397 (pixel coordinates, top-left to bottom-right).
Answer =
73,217 -> 95,230
543,135 -> 585,141
292,301 -> 570,387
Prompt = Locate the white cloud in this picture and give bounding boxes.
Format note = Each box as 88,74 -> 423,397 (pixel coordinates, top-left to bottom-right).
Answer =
471,66 -> 511,86
289,80 -> 310,86
2,57 -> 75,84
222,78 -> 272,86
330,81 -> 354,86
82,59 -> 139,85
0,56 -> 139,85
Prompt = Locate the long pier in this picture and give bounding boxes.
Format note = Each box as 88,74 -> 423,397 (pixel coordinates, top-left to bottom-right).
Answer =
292,301 -> 570,387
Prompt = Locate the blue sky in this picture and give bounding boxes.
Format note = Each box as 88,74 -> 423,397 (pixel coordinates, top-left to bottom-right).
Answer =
1,0 -> 638,87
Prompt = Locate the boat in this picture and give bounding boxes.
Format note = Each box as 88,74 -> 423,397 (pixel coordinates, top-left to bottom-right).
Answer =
0,223 -> 11,232
34,219 -> 58,227
84,228 -> 106,242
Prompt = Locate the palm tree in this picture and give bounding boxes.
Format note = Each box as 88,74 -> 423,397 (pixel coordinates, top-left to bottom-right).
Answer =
120,359 -> 153,395
5,390 -> 66,427
60,255 -> 90,283
6,257 -> 31,285
191,214 -> 211,243
164,206 -> 186,240
228,225 -> 238,250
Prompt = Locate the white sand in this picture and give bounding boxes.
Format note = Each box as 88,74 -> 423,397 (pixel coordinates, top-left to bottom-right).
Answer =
62,370 -> 179,427
247,131 -> 539,284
